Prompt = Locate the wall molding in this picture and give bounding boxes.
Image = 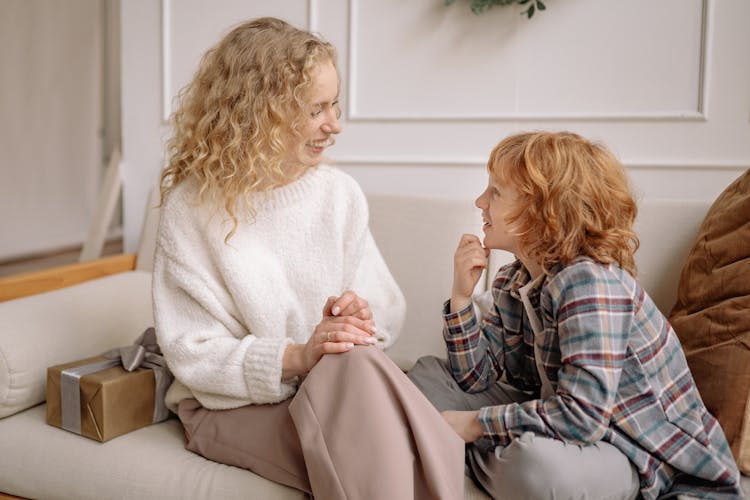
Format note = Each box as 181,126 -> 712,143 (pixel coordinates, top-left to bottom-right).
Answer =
333,155 -> 747,171
343,112 -> 708,123
161,0 -> 170,122
346,0 -> 709,123
307,0 -> 318,32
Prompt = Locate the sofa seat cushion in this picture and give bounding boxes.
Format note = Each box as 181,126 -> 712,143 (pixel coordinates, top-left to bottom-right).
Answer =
0,403 -> 493,499
669,168 -> 750,473
0,270 -> 154,418
0,403 -> 305,500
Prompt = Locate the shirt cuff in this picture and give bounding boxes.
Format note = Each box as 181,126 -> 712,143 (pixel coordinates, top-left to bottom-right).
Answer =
478,405 -> 510,446
442,299 -> 478,339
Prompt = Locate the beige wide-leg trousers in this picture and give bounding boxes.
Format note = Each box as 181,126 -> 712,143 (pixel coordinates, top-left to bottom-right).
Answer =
177,347 -> 465,500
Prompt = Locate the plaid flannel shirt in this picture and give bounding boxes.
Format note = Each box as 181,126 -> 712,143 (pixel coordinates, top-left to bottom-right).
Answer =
443,257 -> 741,499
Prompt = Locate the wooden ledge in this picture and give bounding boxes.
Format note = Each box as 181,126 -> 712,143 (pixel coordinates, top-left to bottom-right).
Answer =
0,253 -> 137,302
0,492 -> 27,500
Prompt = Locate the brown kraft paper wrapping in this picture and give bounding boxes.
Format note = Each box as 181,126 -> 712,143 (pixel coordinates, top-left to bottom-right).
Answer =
46,356 -> 156,442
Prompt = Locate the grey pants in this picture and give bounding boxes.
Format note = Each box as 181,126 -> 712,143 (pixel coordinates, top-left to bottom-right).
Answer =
407,356 -> 641,500
177,347 -> 465,500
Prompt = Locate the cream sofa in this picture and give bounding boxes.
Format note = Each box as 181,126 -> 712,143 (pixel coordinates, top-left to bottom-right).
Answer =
0,193 -> 745,499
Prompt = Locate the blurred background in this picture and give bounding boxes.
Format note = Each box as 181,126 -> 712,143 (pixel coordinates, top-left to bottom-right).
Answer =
1,0 -> 748,275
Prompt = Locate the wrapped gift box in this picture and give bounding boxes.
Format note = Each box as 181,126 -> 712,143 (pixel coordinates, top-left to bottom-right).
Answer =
46,329 -> 172,442
46,355 -> 159,442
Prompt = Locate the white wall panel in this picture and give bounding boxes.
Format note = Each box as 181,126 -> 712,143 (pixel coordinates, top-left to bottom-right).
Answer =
0,0 -> 102,260
120,0 -> 750,252
349,0 -> 705,120
121,0 -> 163,254
332,0 -> 749,182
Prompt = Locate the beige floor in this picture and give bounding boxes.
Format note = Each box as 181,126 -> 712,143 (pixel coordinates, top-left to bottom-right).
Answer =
0,239 -> 124,278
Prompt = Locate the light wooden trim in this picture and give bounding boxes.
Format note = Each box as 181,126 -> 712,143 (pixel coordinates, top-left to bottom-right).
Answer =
0,492 -> 28,500
0,253 -> 137,302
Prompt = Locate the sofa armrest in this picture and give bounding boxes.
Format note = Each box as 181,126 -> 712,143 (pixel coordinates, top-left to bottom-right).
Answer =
0,261 -> 153,419
0,253 -> 137,302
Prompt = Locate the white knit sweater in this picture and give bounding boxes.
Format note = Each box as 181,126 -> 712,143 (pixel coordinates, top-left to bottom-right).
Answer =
152,165 -> 406,411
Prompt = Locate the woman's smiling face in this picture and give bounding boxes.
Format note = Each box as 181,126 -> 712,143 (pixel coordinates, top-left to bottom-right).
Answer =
295,60 -> 342,168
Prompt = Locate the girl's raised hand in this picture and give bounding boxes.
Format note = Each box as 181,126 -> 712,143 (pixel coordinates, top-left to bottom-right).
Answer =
451,234 -> 490,312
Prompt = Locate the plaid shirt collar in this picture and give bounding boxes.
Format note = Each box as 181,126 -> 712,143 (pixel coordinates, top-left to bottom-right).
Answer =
501,261 -> 557,301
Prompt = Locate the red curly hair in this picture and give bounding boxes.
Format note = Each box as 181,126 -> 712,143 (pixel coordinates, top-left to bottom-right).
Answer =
488,131 -> 640,276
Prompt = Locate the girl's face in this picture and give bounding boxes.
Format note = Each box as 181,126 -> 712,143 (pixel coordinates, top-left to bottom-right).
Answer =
295,60 -> 342,168
475,173 -> 521,254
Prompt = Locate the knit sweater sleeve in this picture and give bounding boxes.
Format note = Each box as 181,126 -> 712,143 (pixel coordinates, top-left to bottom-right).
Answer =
152,201 -> 296,410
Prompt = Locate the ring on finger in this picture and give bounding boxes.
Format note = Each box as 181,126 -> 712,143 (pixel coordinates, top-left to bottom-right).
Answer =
327,332 -> 332,342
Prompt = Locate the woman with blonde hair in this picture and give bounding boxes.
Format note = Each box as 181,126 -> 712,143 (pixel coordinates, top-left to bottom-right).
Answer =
153,17 -> 464,499
408,131 -> 742,499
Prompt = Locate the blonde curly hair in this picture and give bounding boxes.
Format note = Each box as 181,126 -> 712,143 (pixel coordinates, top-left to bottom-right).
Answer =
160,17 -> 338,240
488,131 -> 640,276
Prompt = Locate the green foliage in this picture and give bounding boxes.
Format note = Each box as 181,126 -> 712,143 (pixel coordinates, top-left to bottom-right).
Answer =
445,0 -> 547,18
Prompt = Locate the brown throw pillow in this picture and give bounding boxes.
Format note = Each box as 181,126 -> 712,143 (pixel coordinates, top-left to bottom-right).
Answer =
669,167 -> 750,473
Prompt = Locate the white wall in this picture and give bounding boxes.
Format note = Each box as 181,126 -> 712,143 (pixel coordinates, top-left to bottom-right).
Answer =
0,0 -> 103,261
120,0 -> 750,252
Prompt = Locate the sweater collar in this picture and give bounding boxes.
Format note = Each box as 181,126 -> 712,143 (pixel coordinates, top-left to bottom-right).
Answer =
248,165 -> 331,211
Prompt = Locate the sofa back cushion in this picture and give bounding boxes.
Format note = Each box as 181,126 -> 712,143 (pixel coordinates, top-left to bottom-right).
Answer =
368,194 -> 486,371
633,199 -> 711,315
669,168 -> 750,473
0,270 -> 153,418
